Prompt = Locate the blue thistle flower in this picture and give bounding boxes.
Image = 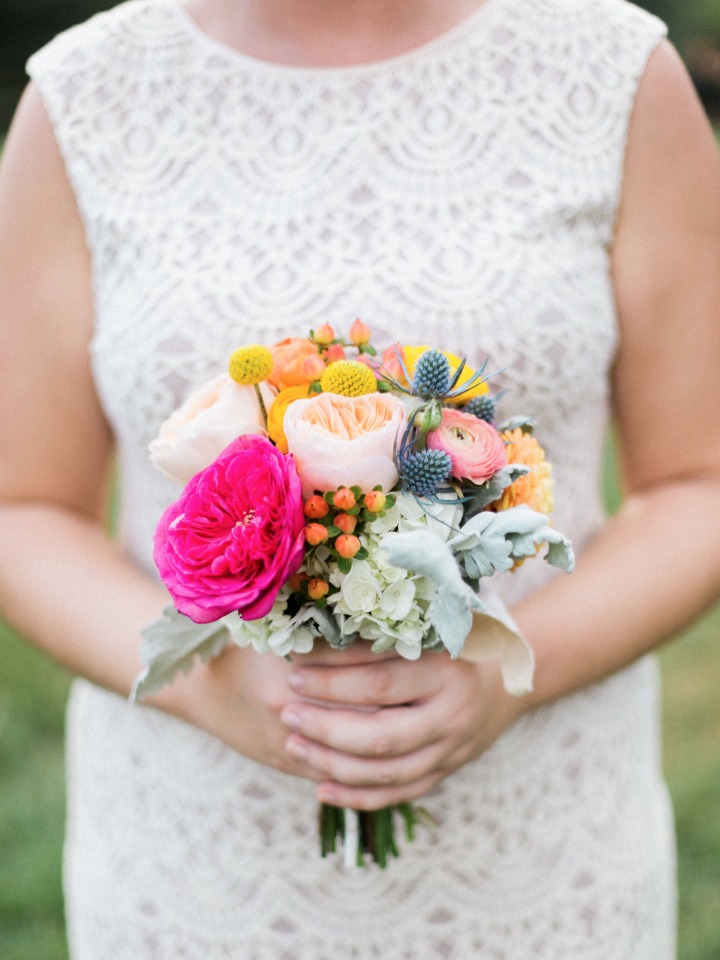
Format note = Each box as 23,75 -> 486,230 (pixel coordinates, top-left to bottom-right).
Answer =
399,449 -> 452,496
412,350 -> 451,399
463,394 -> 496,423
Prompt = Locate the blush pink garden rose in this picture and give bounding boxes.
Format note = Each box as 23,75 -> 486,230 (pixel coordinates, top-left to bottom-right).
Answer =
149,374 -> 275,485
283,392 -> 406,497
426,408 -> 508,484
153,435 -> 305,623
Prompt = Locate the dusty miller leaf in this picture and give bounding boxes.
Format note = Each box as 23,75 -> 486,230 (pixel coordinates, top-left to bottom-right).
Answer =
464,464 -> 530,515
497,416 -> 536,434
450,506 -> 575,579
131,606 -> 232,702
380,529 -> 483,659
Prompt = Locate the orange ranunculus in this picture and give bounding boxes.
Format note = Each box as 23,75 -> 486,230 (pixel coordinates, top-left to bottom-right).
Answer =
267,384 -> 314,453
268,338 -> 321,391
493,428 -> 554,515
381,344 -> 489,404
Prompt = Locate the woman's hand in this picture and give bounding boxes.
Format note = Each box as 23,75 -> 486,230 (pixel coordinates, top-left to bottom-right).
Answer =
279,642 -> 525,810
158,643 -> 327,783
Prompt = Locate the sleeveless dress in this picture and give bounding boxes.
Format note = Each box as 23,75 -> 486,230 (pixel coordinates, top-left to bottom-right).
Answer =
27,1 -> 675,957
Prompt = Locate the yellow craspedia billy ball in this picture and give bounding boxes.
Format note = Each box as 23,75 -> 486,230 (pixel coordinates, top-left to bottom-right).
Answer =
228,345 -> 274,386
320,360 -> 377,397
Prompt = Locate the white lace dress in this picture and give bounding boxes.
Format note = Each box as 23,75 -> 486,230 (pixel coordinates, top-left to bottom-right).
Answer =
28,0 -> 675,957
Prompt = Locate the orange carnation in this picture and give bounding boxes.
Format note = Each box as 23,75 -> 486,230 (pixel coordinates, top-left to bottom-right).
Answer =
493,428 -> 554,515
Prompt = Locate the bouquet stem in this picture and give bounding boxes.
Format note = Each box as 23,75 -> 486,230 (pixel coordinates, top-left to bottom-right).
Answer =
319,802 -> 430,868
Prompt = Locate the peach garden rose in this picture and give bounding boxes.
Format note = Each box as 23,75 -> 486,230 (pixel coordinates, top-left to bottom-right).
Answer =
148,374 -> 275,485
283,392 -> 407,496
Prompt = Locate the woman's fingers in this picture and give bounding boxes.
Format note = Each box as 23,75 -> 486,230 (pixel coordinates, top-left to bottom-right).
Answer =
280,702 -> 444,758
292,642 -> 399,667
287,654 -> 442,706
315,773 -> 444,812
285,731 -> 449,789
279,656 -> 524,809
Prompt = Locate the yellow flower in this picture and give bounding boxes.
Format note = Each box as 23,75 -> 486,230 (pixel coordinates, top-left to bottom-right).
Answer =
494,428 -> 554,515
382,344 -> 489,403
228,345 -> 274,386
320,360 -> 377,397
267,384 -> 313,453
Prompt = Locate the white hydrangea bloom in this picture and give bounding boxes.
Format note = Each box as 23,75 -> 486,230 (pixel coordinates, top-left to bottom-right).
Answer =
226,589 -> 317,656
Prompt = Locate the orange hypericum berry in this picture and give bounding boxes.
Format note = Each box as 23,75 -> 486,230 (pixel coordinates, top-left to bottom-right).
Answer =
307,578 -> 330,600
302,354 -> 326,380
289,573 -> 308,592
349,318 -> 371,345
336,534 -> 361,559
305,523 -> 329,546
334,513 -> 357,535
313,323 -> 335,345
304,495 -> 330,519
363,490 -> 387,513
333,487 -> 356,510
325,343 -> 346,363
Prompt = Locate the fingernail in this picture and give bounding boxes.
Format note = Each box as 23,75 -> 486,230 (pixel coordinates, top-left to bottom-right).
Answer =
280,708 -> 301,730
287,673 -> 305,692
317,786 -> 338,804
286,737 -> 308,760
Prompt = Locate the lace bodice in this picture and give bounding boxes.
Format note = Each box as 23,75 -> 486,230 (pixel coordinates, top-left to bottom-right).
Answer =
27,2 -> 675,958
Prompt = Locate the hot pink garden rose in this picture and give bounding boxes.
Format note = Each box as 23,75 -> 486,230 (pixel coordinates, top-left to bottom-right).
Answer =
427,408 -> 508,484
153,435 -> 305,623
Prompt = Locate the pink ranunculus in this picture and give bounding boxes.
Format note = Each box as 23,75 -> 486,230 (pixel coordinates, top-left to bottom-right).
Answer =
426,408 -> 508,485
283,392 -> 406,497
153,435 -> 305,623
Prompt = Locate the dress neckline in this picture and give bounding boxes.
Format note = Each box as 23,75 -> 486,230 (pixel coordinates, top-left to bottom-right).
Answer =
167,0 -> 508,76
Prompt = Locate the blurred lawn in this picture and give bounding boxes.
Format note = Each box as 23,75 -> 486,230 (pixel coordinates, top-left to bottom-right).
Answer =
0,442 -> 719,959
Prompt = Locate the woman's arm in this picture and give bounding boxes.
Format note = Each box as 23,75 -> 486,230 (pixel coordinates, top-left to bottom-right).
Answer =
515,40 -> 720,704
280,42 -> 720,809
0,85 -> 321,781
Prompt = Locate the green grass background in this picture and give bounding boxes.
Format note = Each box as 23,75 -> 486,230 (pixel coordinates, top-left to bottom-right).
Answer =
0,443 -> 719,959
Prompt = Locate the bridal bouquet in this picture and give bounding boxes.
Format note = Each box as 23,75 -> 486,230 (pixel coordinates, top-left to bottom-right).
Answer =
133,319 -> 574,867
